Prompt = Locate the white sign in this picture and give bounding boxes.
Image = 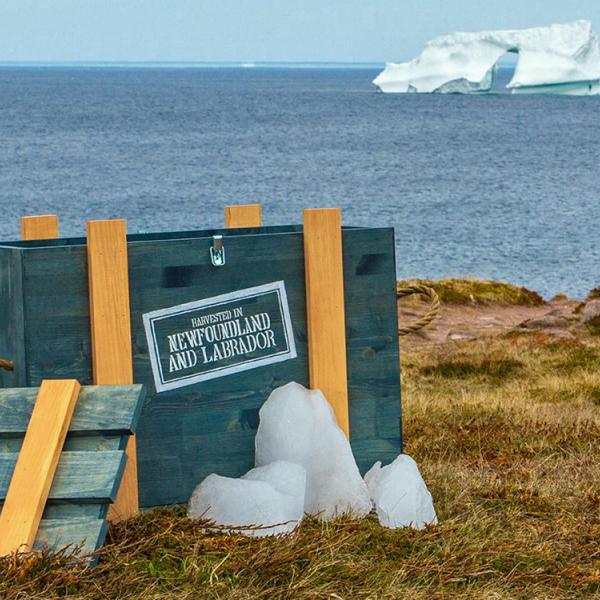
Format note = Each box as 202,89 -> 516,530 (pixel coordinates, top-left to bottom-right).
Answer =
143,281 -> 297,392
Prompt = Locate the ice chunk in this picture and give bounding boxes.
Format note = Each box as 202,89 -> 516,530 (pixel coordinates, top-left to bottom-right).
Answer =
365,454 -> 437,529
255,382 -> 372,519
188,461 -> 306,537
374,20 -> 600,95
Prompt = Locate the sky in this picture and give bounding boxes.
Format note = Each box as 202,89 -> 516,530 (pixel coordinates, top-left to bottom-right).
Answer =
1,0 -> 599,63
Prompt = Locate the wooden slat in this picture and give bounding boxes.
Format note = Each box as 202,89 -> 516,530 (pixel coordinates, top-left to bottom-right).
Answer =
0,380 -> 80,556
0,450 -> 126,502
303,208 -> 350,437
87,220 -> 138,521
35,517 -> 107,557
0,385 -> 145,436
225,204 -> 262,228
21,215 -> 59,241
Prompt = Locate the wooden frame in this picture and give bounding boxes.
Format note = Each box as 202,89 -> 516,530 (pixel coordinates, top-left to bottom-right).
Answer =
0,380 -> 80,556
225,204 -> 262,228
87,220 -> 138,521
303,208 -> 350,437
0,383 -> 145,559
3,205 -> 399,510
21,215 -> 59,241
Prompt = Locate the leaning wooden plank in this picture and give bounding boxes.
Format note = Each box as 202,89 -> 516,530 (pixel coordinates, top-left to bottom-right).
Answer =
87,220 -> 138,521
0,385 -> 145,437
0,380 -> 80,556
21,215 -> 59,241
0,451 -> 126,503
303,208 -> 350,438
225,204 -> 262,228
34,517 -> 107,558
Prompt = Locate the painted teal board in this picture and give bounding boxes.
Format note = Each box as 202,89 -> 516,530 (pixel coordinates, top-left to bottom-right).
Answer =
0,382 -> 143,560
0,450 -> 126,502
0,225 -> 402,508
0,248 -> 25,388
35,517 -> 108,558
0,385 -> 145,436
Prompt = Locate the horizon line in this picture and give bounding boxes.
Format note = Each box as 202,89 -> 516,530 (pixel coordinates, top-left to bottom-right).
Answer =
0,60 -> 386,69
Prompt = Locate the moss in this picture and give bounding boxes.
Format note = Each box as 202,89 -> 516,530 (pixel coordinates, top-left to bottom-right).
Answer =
397,278 -> 544,306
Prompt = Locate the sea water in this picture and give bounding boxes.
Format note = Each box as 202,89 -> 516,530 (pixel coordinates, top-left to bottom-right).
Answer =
1,65 -> 599,298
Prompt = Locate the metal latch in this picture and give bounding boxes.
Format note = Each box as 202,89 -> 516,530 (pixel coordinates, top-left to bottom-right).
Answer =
210,235 -> 226,267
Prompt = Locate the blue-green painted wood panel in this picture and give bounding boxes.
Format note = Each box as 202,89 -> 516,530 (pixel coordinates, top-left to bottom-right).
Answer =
0,225 -> 402,508
0,450 -> 126,502
34,517 -> 107,559
0,385 -> 145,436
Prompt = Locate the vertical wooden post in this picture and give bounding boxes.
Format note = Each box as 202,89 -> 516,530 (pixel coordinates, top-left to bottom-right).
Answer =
303,208 -> 350,437
21,215 -> 59,240
0,380 -> 80,556
86,219 -> 138,521
225,204 -> 262,228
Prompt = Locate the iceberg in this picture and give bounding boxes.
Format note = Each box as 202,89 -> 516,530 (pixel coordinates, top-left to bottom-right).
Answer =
374,20 -> 600,95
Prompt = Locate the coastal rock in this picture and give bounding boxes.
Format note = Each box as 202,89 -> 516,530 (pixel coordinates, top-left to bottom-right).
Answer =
581,299 -> 600,323
581,299 -> 600,334
446,329 -> 478,341
519,315 -> 570,330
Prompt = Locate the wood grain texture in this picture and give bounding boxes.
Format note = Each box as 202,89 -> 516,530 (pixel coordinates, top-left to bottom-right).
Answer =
0,225 -> 402,507
0,379 -> 80,556
35,517 -> 107,557
303,208 -> 350,437
0,450 -> 126,502
21,215 -> 59,241
225,204 -> 262,228
0,385 -> 145,436
86,220 -> 138,521
0,248 -> 25,389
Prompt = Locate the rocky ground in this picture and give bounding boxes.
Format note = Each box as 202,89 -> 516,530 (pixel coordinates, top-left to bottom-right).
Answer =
397,278 -> 599,350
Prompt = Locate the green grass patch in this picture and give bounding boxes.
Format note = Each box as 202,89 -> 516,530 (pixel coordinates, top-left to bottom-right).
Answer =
419,357 -> 524,381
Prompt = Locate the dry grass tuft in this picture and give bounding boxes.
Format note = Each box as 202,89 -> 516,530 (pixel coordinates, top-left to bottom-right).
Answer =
1,332 -> 599,599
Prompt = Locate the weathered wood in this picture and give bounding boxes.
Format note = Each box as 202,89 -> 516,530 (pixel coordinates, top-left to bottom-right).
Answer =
0,225 -> 402,507
0,248 -> 25,389
0,380 -> 80,556
0,385 -> 145,436
303,208 -> 350,437
0,450 -> 126,502
35,517 -> 107,556
21,215 -> 59,241
225,204 -> 262,228
87,220 -> 138,521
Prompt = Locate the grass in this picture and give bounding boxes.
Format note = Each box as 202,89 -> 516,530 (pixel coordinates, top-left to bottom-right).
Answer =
1,334 -> 599,598
398,277 -> 545,305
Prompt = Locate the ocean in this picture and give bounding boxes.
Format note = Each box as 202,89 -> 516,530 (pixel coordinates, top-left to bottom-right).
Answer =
1,65 -> 599,299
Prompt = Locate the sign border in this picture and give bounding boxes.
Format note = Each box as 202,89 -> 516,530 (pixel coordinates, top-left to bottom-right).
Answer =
143,281 -> 297,392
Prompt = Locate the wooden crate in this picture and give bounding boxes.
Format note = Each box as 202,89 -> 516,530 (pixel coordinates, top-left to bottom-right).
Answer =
0,225 -> 402,507
0,385 -> 144,556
